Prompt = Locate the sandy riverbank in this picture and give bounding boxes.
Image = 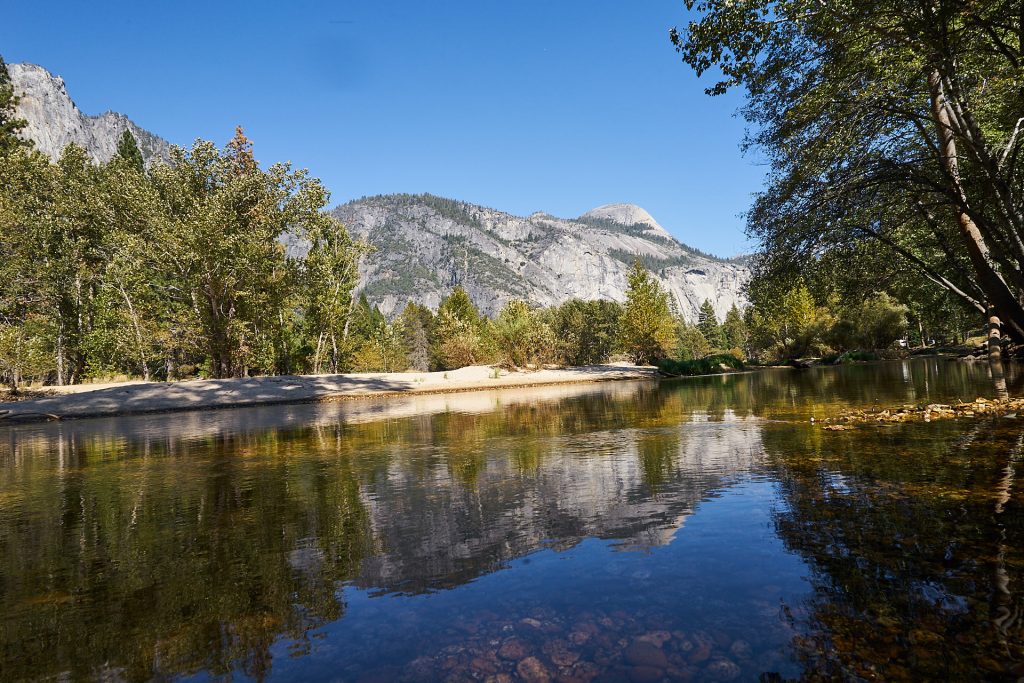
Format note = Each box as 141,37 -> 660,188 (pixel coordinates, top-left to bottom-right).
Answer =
0,364 -> 658,423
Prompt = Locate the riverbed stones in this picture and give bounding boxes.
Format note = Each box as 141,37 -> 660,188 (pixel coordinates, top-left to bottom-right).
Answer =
824,396 -> 1024,427
498,638 -> 529,661
624,640 -> 669,669
637,631 -> 672,648
703,657 -> 741,681
516,656 -> 552,682
543,639 -> 580,667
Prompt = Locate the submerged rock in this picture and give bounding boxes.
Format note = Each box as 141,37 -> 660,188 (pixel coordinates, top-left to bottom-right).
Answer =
703,657 -> 742,681
498,638 -> 529,661
516,656 -> 552,682
624,641 -> 669,669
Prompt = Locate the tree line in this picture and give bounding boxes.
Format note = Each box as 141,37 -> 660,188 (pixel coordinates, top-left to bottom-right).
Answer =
340,259 -> 914,377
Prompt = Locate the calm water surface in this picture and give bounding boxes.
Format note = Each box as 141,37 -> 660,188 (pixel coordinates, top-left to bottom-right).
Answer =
3,359 -> 1024,682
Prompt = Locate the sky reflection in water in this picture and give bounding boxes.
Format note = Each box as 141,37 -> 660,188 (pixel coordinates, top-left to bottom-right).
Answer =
2,358 -> 1023,682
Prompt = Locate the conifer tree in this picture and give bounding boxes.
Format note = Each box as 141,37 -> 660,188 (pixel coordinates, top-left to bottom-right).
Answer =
697,299 -> 724,349
114,129 -> 145,172
398,302 -> 433,372
722,303 -> 748,351
618,260 -> 676,365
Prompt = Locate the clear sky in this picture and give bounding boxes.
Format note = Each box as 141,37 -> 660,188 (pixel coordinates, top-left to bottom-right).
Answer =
1,0 -> 764,256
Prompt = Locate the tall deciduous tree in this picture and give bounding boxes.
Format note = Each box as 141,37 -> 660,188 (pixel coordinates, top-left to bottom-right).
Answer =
304,219 -> 365,374
147,129 -> 347,378
674,1 -> 1024,340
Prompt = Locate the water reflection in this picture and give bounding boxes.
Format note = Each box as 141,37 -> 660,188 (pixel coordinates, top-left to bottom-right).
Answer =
764,417 -> 1024,680
0,359 -> 1021,681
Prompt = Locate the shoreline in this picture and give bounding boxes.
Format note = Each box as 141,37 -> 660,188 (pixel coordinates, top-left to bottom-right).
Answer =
0,364 -> 658,424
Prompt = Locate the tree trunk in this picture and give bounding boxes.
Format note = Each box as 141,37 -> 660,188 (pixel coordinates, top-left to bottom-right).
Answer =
928,68 -> 1024,341
988,306 -> 1004,363
118,284 -> 150,381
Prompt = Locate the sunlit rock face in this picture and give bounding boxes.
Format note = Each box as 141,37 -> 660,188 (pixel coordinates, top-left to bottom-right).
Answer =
8,63 -> 170,165
328,194 -> 750,321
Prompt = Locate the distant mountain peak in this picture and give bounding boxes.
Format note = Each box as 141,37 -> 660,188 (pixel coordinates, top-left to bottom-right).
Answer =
8,62 -> 171,166
579,204 -> 674,240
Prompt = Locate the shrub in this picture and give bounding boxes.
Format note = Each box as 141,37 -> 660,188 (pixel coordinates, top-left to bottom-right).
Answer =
655,353 -> 744,377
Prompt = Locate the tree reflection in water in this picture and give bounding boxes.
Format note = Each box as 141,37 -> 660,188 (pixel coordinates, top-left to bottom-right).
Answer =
766,417 -> 1024,680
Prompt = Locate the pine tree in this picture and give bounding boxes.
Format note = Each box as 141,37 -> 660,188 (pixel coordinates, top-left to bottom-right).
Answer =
697,300 -> 724,350
115,129 -> 145,171
675,319 -> 710,361
0,55 -> 30,155
721,303 -> 748,351
398,302 -> 433,371
618,260 -> 676,365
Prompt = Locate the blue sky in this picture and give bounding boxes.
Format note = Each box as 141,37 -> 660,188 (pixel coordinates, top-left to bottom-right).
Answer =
2,0 -> 764,256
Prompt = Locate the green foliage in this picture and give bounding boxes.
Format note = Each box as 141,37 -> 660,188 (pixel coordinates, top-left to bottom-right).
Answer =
351,315 -> 407,373
672,1 -> 1024,341
655,353 -> 744,377
304,220 -> 367,373
491,300 -> 556,368
618,261 -> 677,364
722,304 -> 747,350
398,302 -> 433,372
0,55 -> 29,156
432,286 -> 486,370
0,316 -> 53,389
745,283 -> 834,361
675,320 -> 710,361
114,129 -> 144,172
550,299 -> 622,366
0,127 -> 363,383
697,299 -> 724,349
829,293 -> 909,351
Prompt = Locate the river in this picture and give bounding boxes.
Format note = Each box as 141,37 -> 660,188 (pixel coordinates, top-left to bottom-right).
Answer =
1,358 -> 1022,681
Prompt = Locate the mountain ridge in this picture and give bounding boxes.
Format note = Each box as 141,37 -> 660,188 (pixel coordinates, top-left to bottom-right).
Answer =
328,193 -> 749,320
9,62 -> 171,165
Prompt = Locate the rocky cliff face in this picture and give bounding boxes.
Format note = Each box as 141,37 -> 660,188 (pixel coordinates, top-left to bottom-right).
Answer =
329,194 -> 749,321
9,63 -> 170,165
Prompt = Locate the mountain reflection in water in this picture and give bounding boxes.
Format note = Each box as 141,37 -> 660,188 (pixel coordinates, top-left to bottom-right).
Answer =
1,359 -> 1023,681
